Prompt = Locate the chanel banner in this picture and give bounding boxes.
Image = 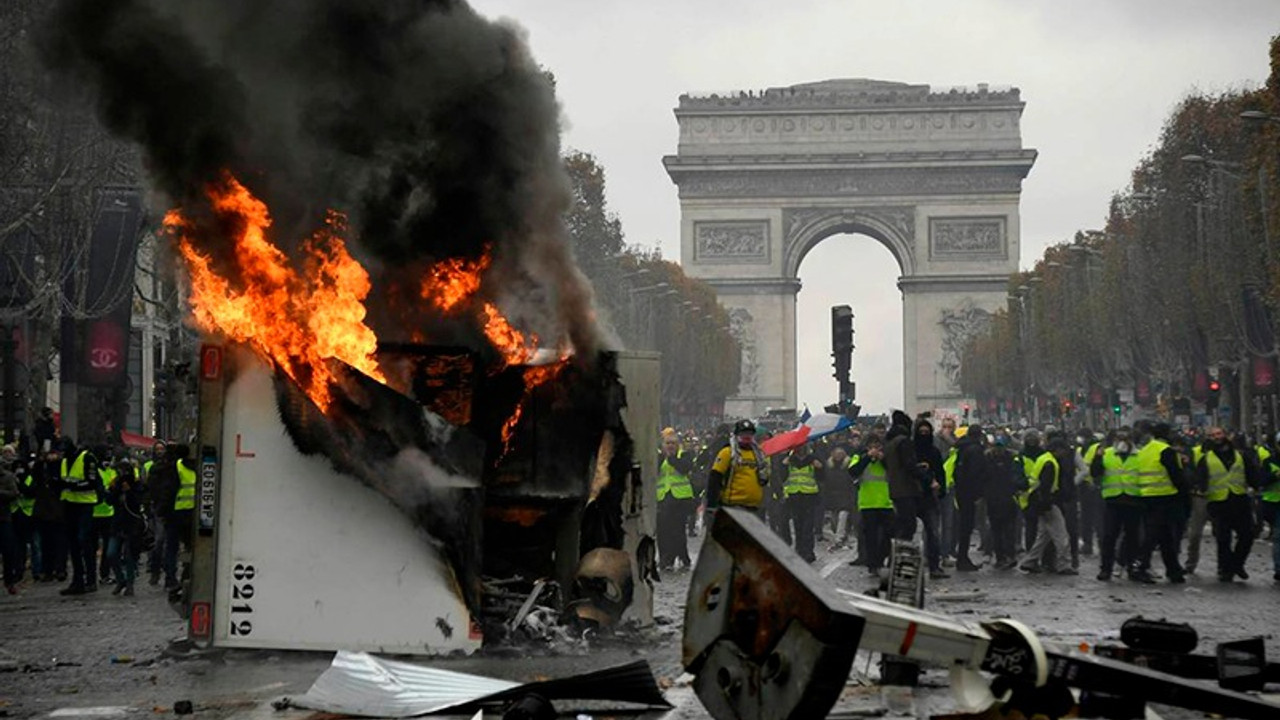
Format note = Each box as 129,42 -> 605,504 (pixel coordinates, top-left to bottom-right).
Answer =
80,189 -> 143,388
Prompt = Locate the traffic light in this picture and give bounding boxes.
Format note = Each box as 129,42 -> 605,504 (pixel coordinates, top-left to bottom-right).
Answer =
1062,399 -> 1073,414
830,305 -> 854,378
830,305 -> 855,405
1112,403 -> 1122,416
962,403 -> 971,421
1207,379 -> 1221,412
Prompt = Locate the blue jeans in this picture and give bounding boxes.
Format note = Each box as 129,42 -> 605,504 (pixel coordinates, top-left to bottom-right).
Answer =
91,517 -> 119,582
14,512 -> 40,578
116,535 -> 138,588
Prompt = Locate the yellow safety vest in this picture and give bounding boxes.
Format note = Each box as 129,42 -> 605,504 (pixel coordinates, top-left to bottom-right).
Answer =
784,460 -> 820,497
1261,446 -> 1280,503
175,460 -> 197,511
943,448 -> 957,492
1015,455 -> 1034,510
657,453 -> 695,501
856,458 -> 893,510
59,452 -> 98,504
1083,441 -> 1101,466
1135,440 -> 1178,498
1027,452 -> 1060,497
93,467 -> 118,518
1197,448 -> 1247,503
11,475 -> 35,516
1099,448 -> 1141,499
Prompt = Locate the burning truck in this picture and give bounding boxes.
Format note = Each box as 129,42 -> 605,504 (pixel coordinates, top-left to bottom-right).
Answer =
39,0 -> 660,653
162,177 -> 660,655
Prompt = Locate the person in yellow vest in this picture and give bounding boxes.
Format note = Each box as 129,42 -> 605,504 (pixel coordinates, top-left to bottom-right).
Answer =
91,447 -> 121,587
8,446 -> 39,587
783,445 -> 823,563
706,419 -> 768,516
847,435 -> 893,573
57,437 -> 104,595
0,445 -> 21,593
1018,431 -> 1076,574
656,429 -> 695,571
1090,427 -> 1143,581
160,444 -> 197,590
1130,422 -> 1187,584
1259,433 -> 1280,583
1193,427 -> 1257,582
1076,429 -> 1102,557
1182,431 -> 1216,576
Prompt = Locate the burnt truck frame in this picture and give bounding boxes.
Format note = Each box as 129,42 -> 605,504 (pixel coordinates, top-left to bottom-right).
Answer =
183,343 -> 659,654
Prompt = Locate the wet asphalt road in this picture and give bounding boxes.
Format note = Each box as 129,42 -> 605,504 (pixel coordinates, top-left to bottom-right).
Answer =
2,528 -> 1278,719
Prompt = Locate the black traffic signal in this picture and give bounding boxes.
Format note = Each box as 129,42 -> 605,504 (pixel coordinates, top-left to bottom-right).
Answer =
831,305 -> 854,382
1207,380 -> 1221,412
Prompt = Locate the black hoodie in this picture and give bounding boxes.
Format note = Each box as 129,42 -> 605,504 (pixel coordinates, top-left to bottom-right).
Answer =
913,418 -> 945,498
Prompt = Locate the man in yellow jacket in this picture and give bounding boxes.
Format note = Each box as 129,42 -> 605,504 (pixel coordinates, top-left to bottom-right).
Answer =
706,419 -> 768,515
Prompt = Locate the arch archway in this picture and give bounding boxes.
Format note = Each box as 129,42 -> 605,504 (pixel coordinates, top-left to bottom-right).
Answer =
664,79 -> 1036,416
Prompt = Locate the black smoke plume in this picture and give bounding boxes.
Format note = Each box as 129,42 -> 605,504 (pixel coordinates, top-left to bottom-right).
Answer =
40,0 -> 600,359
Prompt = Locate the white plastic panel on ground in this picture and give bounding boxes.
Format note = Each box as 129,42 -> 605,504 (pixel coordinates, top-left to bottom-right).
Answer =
213,362 -> 479,654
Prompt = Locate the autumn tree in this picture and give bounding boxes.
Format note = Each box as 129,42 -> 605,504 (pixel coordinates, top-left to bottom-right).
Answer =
960,46 -> 1280,431
562,150 -> 740,425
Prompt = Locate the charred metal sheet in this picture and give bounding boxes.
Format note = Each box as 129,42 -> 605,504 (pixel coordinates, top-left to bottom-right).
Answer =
683,508 -> 865,720
292,650 -> 669,717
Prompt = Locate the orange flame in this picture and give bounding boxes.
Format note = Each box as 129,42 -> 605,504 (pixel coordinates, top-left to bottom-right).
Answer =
482,303 -> 537,367
498,362 -> 569,453
417,242 -> 573,457
165,173 -> 384,412
422,253 -> 491,313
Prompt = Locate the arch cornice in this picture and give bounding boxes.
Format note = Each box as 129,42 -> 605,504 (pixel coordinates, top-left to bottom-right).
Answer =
782,206 -> 916,278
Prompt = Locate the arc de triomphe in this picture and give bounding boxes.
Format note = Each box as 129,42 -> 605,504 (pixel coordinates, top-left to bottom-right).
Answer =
664,79 -> 1036,418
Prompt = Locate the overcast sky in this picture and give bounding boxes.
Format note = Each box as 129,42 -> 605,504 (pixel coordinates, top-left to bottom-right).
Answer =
472,0 -> 1280,415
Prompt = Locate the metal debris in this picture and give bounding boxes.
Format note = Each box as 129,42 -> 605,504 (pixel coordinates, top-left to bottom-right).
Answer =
291,650 -> 670,718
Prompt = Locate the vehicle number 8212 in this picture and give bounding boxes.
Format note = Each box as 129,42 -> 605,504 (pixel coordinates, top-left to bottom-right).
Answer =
229,562 -> 256,636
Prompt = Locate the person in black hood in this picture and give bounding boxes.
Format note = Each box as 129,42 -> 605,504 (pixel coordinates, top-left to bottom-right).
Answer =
952,425 -> 990,570
984,432 -> 1023,570
885,414 -> 947,578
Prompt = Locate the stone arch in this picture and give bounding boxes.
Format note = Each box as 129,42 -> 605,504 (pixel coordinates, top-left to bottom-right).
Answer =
664,78 -> 1036,417
783,207 -> 917,279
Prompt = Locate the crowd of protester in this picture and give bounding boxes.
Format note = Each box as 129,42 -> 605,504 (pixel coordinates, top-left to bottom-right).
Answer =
654,413 -> 1280,587
0,411 -> 194,597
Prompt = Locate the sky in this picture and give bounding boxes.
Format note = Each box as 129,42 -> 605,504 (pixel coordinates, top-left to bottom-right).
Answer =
471,0 -> 1280,415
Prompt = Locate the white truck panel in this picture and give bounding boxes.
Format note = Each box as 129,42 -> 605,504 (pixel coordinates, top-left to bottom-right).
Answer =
213,362 -> 479,654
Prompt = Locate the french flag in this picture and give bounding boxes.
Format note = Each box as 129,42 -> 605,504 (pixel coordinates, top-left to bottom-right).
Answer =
760,410 -> 853,456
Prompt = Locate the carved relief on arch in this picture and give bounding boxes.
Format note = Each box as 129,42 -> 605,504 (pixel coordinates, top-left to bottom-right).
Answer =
782,206 -> 916,276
